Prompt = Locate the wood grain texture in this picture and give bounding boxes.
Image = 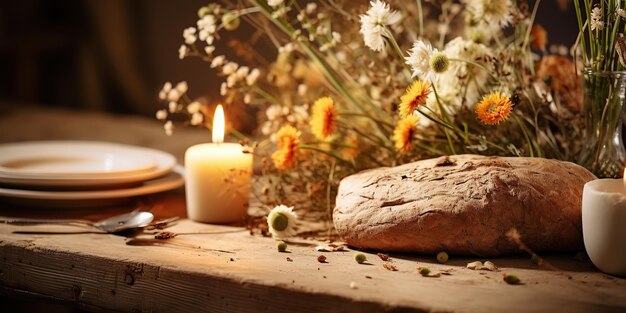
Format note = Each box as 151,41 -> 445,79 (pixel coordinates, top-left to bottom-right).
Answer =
1,208 -> 626,313
0,107 -> 624,312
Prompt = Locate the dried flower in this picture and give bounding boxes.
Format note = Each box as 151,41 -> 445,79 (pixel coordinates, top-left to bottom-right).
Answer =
503,274 -> 521,285
436,251 -> 449,264
276,240 -> 288,252
590,7 -> 604,31
187,101 -> 201,114
267,204 -> 298,239
310,97 -> 338,140
393,115 -> 419,152
190,112 -> 204,126
377,253 -> 390,261
354,253 -> 367,264
183,27 -> 197,44
359,0 -> 402,52
383,263 -> 398,271
272,125 -> 300,170
211,55 -> 226,68
164,121 -> 174,136
399,80 -> 431,118
467,261 -> 482,270
268,0 -> 284,8
465,0 -> 513,28
178,45 -> 188,60
222,11 -> 240,31
530,25 -> 548,51
155,109 -> 167,120
475,91 -> 513,125
418,266 -> 430,276
406,40 -> 448,81
531,254 -> 543,266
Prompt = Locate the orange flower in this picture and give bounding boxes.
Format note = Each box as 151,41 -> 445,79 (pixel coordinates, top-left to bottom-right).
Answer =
474,91 -> 513,125
272,148 -> 297,170
392,115 -> 419,153
310,97 -> 337,140
399,80 -> 431,118
275,125 -> 300,150
272,125 -> 300,170
530,24 -> 548,51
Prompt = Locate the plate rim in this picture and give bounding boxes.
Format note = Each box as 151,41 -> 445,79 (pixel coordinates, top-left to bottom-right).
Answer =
0,166 -> 185,200
0,141 -> 176,187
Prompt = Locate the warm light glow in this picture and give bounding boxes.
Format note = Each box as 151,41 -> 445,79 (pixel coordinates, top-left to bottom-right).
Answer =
623,167 -> 626,182
212,105 -> 225,144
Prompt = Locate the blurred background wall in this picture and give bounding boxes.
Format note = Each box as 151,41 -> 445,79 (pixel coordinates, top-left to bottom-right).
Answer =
0,0 -> 578,118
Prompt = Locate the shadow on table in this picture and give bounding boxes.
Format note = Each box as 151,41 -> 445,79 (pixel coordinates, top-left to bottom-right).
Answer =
385,251 -> 599,273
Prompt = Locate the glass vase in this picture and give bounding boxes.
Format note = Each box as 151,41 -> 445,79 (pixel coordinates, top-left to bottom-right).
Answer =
578,69 -> 626,178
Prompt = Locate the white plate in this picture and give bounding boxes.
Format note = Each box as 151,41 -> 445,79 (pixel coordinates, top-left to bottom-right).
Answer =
0,141 -> 158,177
0,166 -> 185,208
0,141 -> 176,187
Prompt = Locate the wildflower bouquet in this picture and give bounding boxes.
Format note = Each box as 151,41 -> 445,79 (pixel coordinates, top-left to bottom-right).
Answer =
157,0 -> 583,230
573,0 -> 626,177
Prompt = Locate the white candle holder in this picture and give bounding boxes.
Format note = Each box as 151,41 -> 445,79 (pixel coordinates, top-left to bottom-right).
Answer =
582,179 -> 626,275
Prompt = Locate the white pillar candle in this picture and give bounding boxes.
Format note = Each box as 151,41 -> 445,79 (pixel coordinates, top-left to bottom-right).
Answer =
582,174 -> 626,275
184,105 -> 253,223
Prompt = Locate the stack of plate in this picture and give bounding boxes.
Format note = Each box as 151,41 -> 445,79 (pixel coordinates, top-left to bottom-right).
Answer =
0,141 -> 184,208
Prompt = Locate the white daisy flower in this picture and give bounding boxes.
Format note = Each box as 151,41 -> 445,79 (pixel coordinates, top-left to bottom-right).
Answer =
464,0 -> 513,28
405,40 -> 450,81
267,205 -> 298,239
359,0 -> 402,52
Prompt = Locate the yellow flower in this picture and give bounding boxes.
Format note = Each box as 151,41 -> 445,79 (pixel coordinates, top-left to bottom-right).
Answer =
399,80 -> 431,118
272,125 -> 300,170
475,91 -> 513,125
310,97 -> 337,140
275,125 -> 300,150
393,115 -> 419,153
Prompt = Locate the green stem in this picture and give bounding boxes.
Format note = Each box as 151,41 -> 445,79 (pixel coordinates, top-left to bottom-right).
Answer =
513,112 -> 534,157
416,0 -> 424,38
300,144 -> 352,165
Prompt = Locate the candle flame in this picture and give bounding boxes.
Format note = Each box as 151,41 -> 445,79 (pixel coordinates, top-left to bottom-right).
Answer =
212,104 -> 225,144
623,167 -> 626,181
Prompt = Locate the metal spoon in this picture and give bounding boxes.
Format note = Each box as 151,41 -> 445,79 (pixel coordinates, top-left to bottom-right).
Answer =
1,211 -> 154,233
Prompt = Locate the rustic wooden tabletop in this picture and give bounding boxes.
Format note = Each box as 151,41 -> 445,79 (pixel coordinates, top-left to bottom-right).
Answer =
0,105 -> 625,312
0,192 -> 625,313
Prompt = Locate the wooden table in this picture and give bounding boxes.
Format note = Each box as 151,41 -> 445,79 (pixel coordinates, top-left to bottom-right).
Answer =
0,105 -> 625,312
